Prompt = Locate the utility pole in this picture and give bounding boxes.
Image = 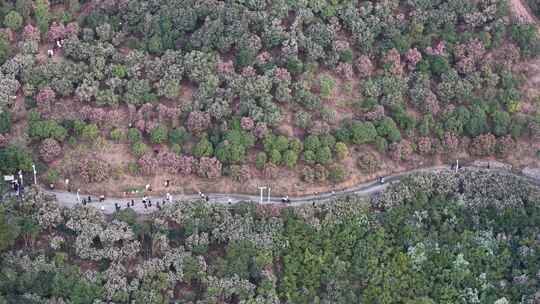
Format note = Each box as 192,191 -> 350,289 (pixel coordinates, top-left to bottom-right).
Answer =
32,164 -> 37,185
267,187 -> 271,203
258,186 -> 266,204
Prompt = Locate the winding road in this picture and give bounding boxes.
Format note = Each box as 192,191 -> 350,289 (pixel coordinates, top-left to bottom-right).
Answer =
39,165 -> 452,214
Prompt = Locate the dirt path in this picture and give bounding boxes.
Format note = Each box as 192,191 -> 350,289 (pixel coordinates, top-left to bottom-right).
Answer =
37,165 -> 448,214
510,0 -> 538,24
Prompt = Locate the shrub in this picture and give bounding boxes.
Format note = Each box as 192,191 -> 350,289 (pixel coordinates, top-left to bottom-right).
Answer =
335,142 -> 349,160
138,153 -> 159,176
79,157 -> 110,183
110,128 -> 124,142
46,168 -> 60,184
187,111 -> 211,135
197,157 -> 222,179
470,134 -> 496,156
81,124 -> 99,142
328,164 -> 347,183
302,166 -> 315,183
230,165 -> 250,182
314,164 -> 328,182
375,136 -> 388,153
357,152 -> 381,174
39,138 -> 62,163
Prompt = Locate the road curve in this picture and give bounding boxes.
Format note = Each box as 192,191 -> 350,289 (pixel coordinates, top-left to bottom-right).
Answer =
39,165 -> 451,214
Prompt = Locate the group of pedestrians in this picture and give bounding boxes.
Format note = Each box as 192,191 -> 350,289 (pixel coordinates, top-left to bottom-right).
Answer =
198,191 -> 210,202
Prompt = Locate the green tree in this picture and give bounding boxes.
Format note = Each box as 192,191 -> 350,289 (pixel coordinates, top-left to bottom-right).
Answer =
3,11 -> 23,31
255,152 -> 267,170
150,125 -> 168,144
303,150 -> 316,165
304,135 -> 321,152
132,141 -> 148,157
316,146 -> 332,165
269,149 -> 281,165
0,205 -> 19,252
0,36 -> 10,64
127,128 -> 142,143
109,128 -> 124,142
193,136 -> 213,158
350,121 -> 377,144
34,0 -> 50,34
492,110 -> 511,136
169,127 -> 187,146
283,150 -> 298,169
0,111 -> 12,134
376,117 -> 401,142
0,145 -> 33,173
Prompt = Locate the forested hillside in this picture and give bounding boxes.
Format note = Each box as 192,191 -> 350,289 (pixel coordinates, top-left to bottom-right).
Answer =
0,168 -> 539,303
0,0 -> 539,195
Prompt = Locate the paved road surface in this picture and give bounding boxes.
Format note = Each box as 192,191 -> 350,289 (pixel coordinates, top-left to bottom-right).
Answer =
39,165 -> 450,214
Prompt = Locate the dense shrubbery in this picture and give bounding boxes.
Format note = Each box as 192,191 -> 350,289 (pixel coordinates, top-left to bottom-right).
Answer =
1,170 -> 539,303
0,0 -> 537,186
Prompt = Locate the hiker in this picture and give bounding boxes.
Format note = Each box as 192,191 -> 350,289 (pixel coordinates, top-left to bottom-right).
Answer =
312,201 -> 315,207
144,203 -> 147,209
49,183 -> 55,190
165,180 -> 170,187
82,199 -> 86,206
131,199 -> 135,206
148,201 -> 152,207
99,195 -> 105,202
88,196 -> 92,203
126,202 -> 130,208
205,196 -> 209,202
228,198 -> 232,205
47,49 -> 54,58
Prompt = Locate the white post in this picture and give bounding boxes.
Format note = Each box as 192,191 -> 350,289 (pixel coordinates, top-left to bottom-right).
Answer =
267,187 -> 271,203
32,164 -> 37,185
258,186 -> 266,204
